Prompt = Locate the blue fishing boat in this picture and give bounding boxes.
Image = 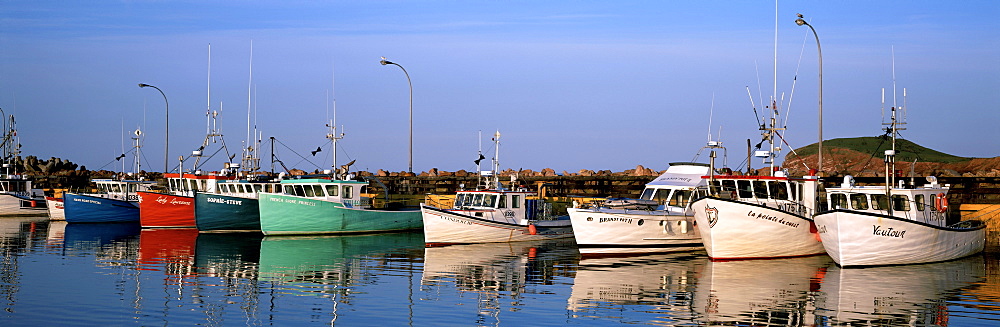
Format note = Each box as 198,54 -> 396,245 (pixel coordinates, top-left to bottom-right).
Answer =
64,179 -> 156,223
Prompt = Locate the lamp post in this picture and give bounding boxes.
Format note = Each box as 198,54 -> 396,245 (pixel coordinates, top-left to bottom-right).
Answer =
379,56 -> 413,173
795,13 -> 823,174
138,83 -> 169,174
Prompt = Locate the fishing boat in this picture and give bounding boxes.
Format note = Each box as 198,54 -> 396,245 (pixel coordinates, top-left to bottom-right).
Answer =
690,97 -> 825,260
45,196 -> 65,220
567,162 -> 712,256
258,175 -> 421,235
257,120 -> 422,235
813,97 -> 985,267
64,128 -> 156,223
64,179 -> 156,223
420,131 -> 573,246
194,177 -> 278,232
139,173 -> 235,228
0,114 -> 46,216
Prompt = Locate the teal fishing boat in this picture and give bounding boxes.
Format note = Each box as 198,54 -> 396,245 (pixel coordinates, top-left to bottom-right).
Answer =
258,178 -> 422,235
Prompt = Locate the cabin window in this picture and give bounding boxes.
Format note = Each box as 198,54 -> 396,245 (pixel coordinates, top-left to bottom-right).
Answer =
201,180 -> 208,191
112,184 -> 122,193
484,194 -> 497,208
752,181 -> 769,199
254,185 -> 263,193
669,190 -> 691,208
343,186 -> 353,199
654,189 -> 672,204
830,193 -> 848,209
471,194 -> 484,207
639,188 -> 655,200
512,195 -> 521,208
736,180 -> 753,199
871,194 -> 889,210
303,185 -> 317,197
291,185 -> 304,197
312,185 -> 325,197
892,195 -> 911,212
326,185 -> 339,197
498,195 -> 507,208
454,193 -> 466,207
720,180 -> 737,195
768,181 -> 788,200
850,194 -> 869,210
283,185 -> 294,195
789,182 -> 798,201
915,194 -> 926,211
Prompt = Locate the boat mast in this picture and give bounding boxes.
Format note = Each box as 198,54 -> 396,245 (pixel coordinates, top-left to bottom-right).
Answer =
492,130 -> 501,189
132,128 -> 143,177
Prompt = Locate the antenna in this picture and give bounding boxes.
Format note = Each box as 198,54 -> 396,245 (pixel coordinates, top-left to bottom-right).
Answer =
207,43 -> 212,136
707,93 -> 715,143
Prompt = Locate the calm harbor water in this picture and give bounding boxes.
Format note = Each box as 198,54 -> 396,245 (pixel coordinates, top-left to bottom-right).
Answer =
2,216 -> 1000,326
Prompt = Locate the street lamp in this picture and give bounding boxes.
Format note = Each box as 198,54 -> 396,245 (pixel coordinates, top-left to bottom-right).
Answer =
796,13 -> 823,174
379,56 -> 413,173
138,83 -> 169,174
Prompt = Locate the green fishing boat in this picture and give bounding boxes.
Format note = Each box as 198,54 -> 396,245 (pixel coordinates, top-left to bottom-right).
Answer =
258,178 -> 422,235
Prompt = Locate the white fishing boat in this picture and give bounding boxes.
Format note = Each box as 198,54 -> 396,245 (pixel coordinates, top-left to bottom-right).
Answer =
690,99 -> 824,260
420,131 -> 573,246
567,162 -> 712,256
814,98 -> 985,267
45,196 -> 65,220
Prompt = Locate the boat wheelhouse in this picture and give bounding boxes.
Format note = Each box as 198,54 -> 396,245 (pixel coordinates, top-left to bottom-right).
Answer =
0,175 -> 46,215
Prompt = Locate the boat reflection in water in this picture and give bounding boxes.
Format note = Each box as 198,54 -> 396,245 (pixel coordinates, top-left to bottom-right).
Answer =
421,239 -> 577,325
63,221 -> 140,255
567,252 -> 709,324
816,255 -> 985,325
194,232 -> 263,279
694,255 -> 834,326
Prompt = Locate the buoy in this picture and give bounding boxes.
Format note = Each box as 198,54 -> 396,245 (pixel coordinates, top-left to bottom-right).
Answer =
937,193 -> 948,212
528,224 -> 537,235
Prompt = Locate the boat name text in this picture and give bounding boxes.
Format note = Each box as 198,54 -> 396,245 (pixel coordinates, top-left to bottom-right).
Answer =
72,198 -> 102,205
267,197 -> 316,206
873,225 -> 905,238
748,210 -> 800,228
156,196 -> 191,206
439,215 -> 473,225
599,217 -> 633,224
206,197 -> 244,206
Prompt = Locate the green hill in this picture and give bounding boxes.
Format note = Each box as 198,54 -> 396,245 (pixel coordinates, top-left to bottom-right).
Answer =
790,136 -> 970,163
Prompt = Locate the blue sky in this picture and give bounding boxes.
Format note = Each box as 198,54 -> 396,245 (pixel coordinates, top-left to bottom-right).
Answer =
1,1 -> 997,174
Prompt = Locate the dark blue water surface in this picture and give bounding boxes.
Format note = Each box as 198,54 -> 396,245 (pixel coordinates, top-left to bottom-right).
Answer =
2,216 -> 999,326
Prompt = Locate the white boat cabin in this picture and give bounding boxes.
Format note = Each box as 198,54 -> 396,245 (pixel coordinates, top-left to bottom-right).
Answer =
705,173 -> 820,217
278,178 -> 370,208
0,175 -> 43,199
633,162 -> 712,212
825,175 -> 949,226
215,180 -> 280,199
91,179 -> 156,202
164,172 -> 236,196
451,189 -> 553,225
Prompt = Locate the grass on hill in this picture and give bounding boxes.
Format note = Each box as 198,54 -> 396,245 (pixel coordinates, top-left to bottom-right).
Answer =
790,136 -> 970,163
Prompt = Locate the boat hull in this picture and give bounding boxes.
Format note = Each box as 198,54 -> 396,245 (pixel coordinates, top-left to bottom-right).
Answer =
46,196 -> 65,221
567,207 -> 702,255
194,193 -> 260,232
258,193 -> 422,235
814,209 -> 985,267
63,192 -> 139,223
420,204 -> 574,245
138,191 -> 195,228
0,193 -> 46,216
690,196 -> 825,260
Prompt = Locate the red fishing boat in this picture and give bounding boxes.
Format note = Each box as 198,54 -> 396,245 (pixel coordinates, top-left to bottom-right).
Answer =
139,173 -> 235,228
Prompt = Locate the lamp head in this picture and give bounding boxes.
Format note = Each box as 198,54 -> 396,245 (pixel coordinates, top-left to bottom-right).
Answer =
138,83 -> 151,88
795,14 -> 808,26
380,56 -> 393,65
